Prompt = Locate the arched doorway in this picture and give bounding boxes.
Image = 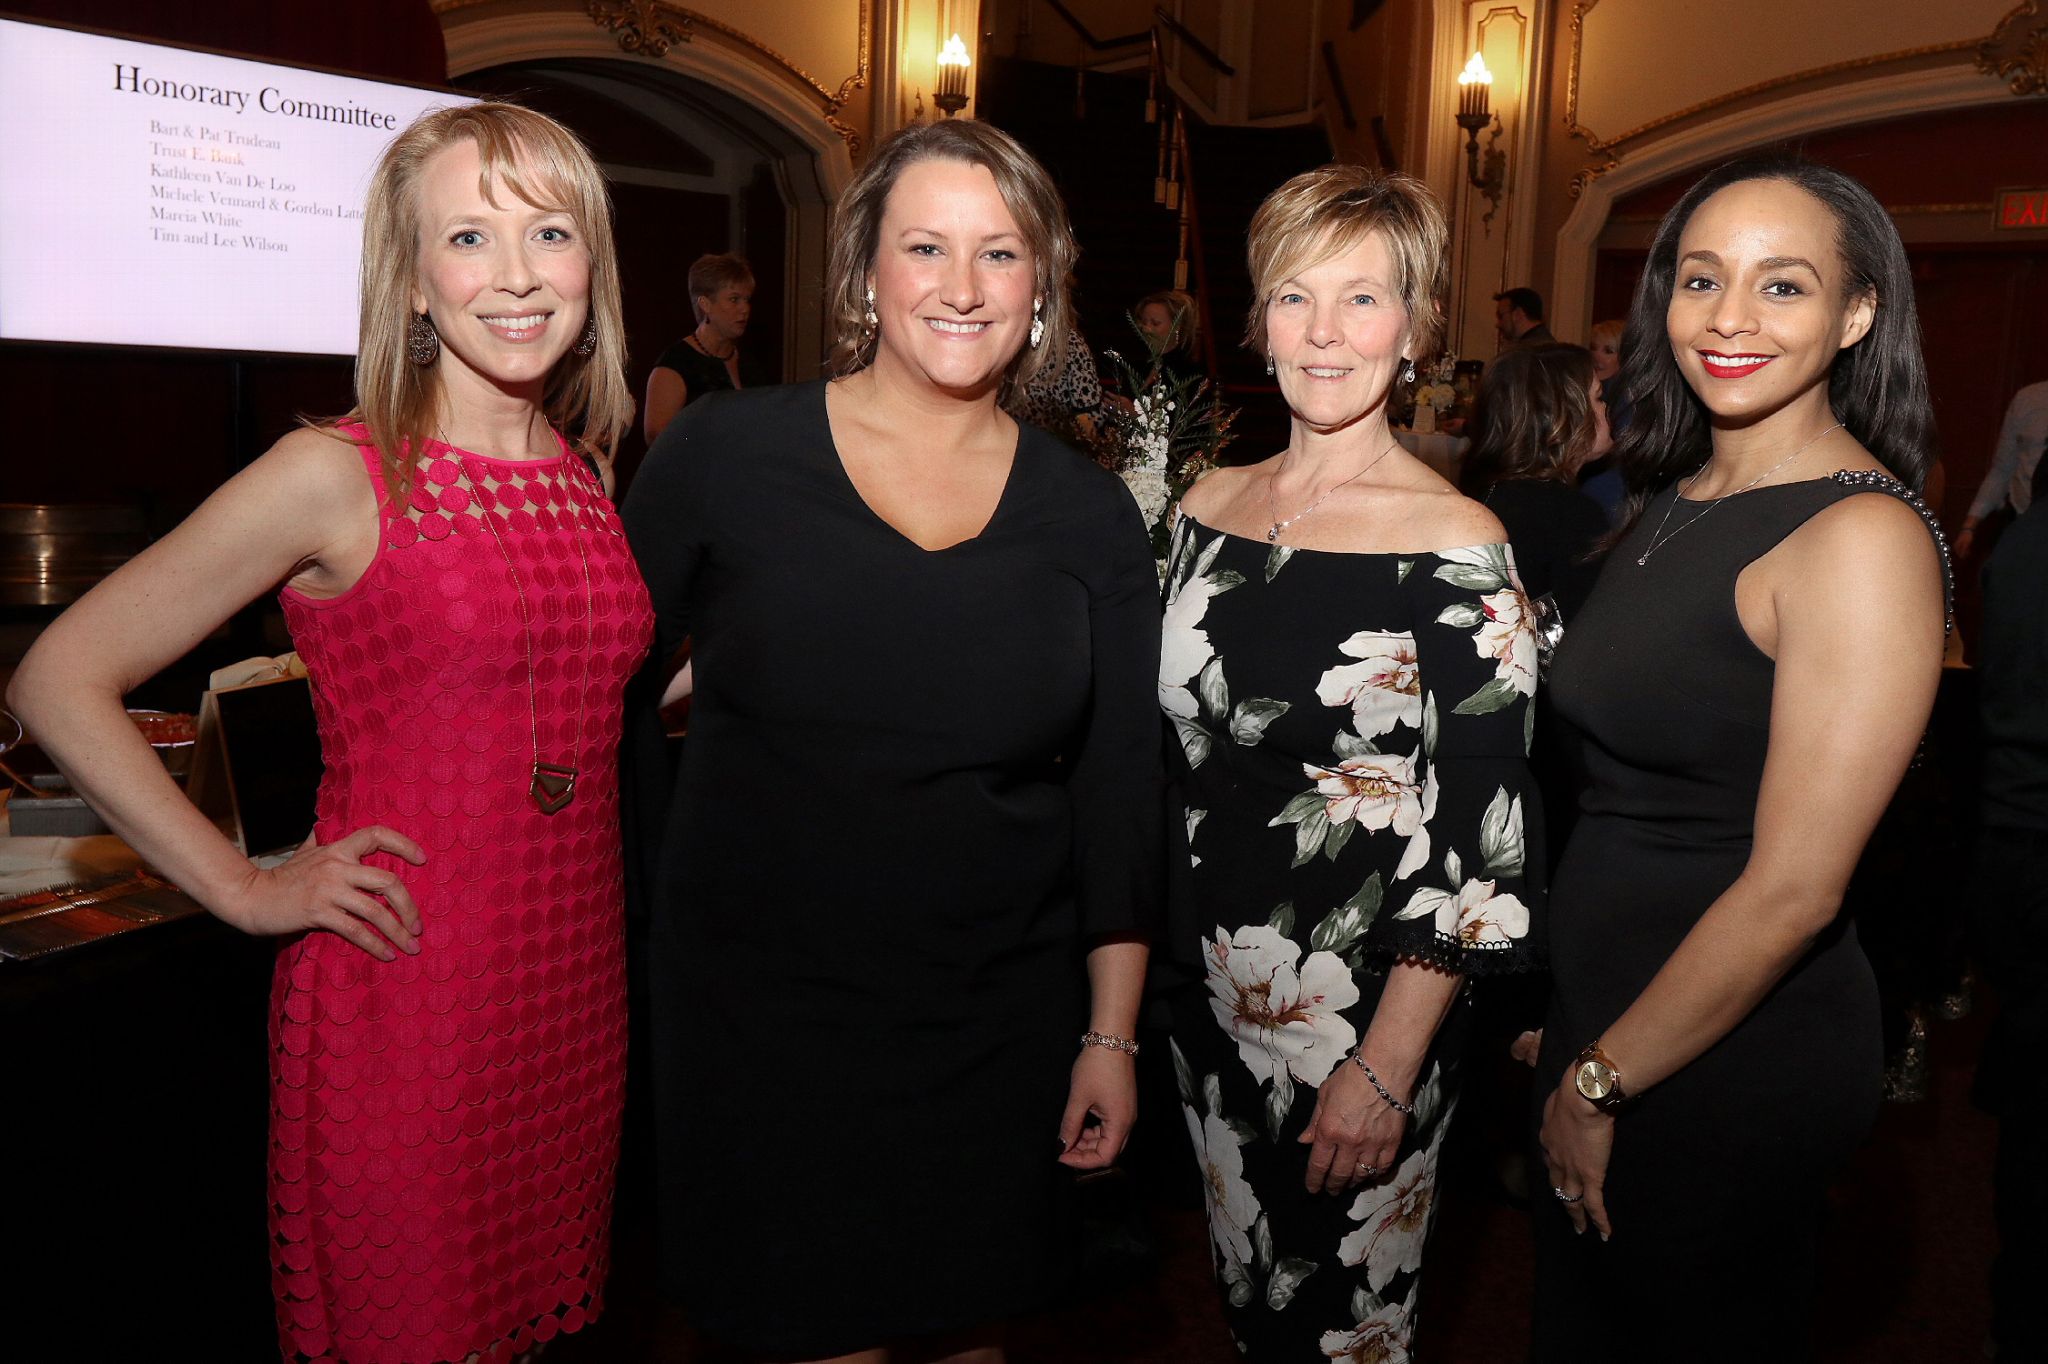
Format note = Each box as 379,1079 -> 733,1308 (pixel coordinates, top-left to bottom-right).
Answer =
442,10 -> 853,483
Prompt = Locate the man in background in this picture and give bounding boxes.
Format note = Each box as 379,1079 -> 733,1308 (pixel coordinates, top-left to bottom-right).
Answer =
1955,378 -> 2048,561
1975,450 -> 2048,1363
1494,287 -> 1554,351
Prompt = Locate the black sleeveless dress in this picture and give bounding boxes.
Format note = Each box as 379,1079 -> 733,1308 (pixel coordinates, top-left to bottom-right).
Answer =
1531,472 -> 1947,1362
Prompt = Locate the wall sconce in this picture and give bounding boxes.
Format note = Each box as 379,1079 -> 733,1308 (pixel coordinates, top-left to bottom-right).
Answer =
1455,51 -> 1506,224
935,34 -> 971,117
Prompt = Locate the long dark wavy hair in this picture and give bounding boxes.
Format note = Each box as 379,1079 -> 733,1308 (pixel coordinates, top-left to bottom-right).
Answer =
1610,155 -> 1934,528
1459,342 -> 1600,496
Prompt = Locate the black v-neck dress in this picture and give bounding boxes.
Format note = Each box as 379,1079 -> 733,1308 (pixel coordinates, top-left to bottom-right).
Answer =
620,379 -> 1162,1355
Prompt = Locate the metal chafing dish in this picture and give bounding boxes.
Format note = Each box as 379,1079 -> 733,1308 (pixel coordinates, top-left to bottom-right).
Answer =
0,502 -> 150,607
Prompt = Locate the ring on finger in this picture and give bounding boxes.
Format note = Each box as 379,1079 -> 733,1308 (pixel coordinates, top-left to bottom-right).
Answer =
1354,1161 -> 1380,1176
1551,1185 -> 1583,1204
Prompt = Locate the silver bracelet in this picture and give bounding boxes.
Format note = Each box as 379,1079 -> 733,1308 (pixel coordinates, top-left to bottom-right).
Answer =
1081,1030 -> 1139,1057
1350,1052 -> 1414,1114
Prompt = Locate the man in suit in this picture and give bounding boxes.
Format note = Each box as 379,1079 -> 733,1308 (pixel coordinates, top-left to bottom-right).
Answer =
1493,287 -> 1554,351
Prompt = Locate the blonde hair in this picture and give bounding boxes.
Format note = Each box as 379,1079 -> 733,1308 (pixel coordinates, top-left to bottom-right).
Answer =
1589,317 -> 1624,352
1243,164 -> 1449,363
1135,288 -> 1200,355
822,119 -> 1077,405
336,101 -> 631,501
689,252 -> 753,325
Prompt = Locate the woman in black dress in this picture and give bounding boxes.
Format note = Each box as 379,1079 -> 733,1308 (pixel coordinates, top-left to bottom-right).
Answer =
622,120 -> 1160,1364
1460,341 -> 1612,623
1163,165 -> 1541,1360
1532,158 -> 1949,1361
641,251 -> 769,443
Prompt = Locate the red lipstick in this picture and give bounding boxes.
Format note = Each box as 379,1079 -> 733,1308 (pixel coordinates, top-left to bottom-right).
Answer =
1697,351 -> 1774,380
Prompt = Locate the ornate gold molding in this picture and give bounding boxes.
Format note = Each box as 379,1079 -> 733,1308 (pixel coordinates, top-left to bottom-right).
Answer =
1976,0 -> 2048,95
585,1 -> 691,57
1566,0 -> 1987,197
582,2 -> 871,151
431,1 -> 870,154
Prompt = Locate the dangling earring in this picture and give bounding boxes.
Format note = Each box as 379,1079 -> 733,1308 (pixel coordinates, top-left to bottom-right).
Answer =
1029,297 -> 1044,349
574,316 -> 598,357
1265,353 -> 1275,377
863,286 -> 878,329
1402,359 -> 1417,383
407,311 -> 439,366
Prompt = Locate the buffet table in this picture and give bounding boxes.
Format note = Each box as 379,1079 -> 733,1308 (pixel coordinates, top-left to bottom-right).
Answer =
0,794 -> 280,1357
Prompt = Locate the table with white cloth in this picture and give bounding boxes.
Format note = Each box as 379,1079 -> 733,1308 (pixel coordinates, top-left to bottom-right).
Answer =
1395,427 -> 1470,482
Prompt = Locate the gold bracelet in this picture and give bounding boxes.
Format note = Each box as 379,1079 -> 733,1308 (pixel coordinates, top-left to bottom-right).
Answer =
1080,1030 -> 1139,1057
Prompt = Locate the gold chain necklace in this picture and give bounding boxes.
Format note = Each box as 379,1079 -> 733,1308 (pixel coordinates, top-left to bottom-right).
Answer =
442,433 -> 598,814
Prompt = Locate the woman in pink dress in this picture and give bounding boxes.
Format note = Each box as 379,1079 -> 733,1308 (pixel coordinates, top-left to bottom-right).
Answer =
9,102 -> 650,1363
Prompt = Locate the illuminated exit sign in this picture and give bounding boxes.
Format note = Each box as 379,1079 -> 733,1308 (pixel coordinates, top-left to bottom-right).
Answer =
1996,188 -> 2048,230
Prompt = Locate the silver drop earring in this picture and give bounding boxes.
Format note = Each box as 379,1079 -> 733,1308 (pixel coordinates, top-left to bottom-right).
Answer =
1402,359 -> 1417,383
1029,297 -> 1044,349
1265,353 -> 1275,377
574,317 -> 598,357
863,286 -> 878,328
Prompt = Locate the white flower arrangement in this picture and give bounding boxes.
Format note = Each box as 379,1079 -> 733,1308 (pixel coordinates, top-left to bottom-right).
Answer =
1412,382 -> 1456,415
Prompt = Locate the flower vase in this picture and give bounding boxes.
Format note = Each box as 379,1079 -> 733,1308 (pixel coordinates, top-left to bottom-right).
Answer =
1413,403 -> 1436,435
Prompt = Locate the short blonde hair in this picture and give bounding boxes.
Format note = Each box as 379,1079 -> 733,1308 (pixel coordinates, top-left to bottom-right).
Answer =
341,101 -> 631,501
688,252 -> 753,324
1243,165 -> 1449,363
1589,318 -> 1624,351
823,119 -> 1077,404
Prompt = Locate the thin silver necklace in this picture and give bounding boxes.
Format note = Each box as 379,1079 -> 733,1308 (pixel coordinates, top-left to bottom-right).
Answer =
1266,437 -> 1401,543
1635,422 -> 1843,566
439,428 -> 598,814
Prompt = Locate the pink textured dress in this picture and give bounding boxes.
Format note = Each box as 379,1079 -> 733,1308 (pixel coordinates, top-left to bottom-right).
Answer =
271,430 -> 652,1364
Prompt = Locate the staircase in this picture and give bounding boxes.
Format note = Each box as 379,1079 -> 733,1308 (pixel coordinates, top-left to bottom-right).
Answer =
979,56 -> 1332,459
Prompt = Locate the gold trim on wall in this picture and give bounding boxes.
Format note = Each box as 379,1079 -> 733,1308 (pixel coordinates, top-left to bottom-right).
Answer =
1564,0 -> 1998,196
1975,0 -> 2048,95
431,0 -> 871,153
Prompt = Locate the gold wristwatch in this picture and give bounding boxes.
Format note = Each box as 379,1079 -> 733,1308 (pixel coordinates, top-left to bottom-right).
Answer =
1574,1040 -> 1629,1113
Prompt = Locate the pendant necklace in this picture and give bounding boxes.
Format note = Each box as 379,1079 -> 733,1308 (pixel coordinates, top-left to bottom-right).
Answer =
1634,422 -> 1843,566
1266,437 -> 1401,543
443,430 -> 598,814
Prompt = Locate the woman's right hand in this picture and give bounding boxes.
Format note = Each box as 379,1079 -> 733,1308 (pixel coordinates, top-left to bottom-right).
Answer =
218,826 -> 426,960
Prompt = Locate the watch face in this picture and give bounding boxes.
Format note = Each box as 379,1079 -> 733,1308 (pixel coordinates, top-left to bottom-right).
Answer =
1576,1060 -> 1616,1101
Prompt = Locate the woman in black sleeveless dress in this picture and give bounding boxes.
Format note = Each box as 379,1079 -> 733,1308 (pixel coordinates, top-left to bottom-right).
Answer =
1531,158 -> 1950,1362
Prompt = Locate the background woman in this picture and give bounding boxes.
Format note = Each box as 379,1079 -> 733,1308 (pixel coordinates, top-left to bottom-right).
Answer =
642,250 -> 764,443
622,119 -> 1159,1364
1532,157 -> 1948,1361
8,102 -> 647,1362
1459,341 -> 1612,623
1134,286 -> 1203,386
1577,319 -> 1629,521
1161,165 -> 1541,1360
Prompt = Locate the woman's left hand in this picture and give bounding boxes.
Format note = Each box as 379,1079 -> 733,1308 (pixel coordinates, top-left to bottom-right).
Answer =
1057,1046 -> 1137,1169
1299,1058 -> 1409,1196
1539,1072 -> 1615,1239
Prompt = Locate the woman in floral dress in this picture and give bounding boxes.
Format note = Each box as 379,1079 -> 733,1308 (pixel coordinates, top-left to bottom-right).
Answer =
1163,165 -> 1542,1361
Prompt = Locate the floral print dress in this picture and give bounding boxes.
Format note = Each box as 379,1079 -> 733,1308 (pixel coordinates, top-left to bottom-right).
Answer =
1161,513 -> 1542,1361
